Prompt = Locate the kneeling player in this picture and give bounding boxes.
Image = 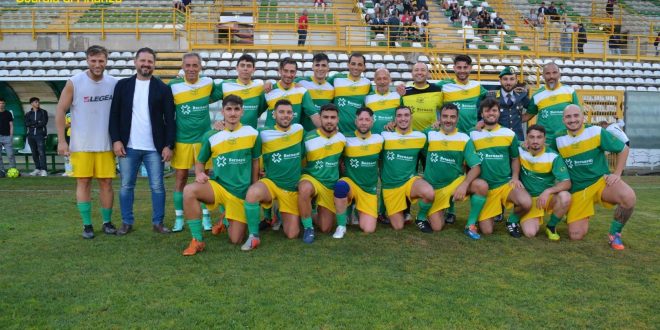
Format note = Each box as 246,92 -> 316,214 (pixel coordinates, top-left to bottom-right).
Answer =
553,105 -> 636,250
424,104 -> 489,239
298,103 -> 346,243
181,95 -> 260,255
242,100 -> 304,250
519,125 -> 571,239
333,107 -> 384,238
381,106 -> 435,232
471,98 -> 532,236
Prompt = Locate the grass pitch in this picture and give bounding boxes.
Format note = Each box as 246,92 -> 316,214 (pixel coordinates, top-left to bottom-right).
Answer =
0,176 -> 658,328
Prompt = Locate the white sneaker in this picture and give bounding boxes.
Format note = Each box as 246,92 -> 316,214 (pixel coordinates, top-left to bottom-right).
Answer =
350,212 -> 359,225
29,169 -> 40,176
241,235 -> 260,251
332,225 -> 347,239
271,217 -> 282,231
39,170 -> 47,177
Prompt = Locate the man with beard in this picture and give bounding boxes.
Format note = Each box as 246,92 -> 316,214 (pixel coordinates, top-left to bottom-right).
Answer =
381,106 -> 435,233
424,103 -> 488,239
56,45 -> 119,239
298,103 -> 346,243
400,62 -> 443,132
297,53 -> 335,131
109,47 -> 176,235
519,125 -> 571,239
329,53 -> 373,134
487,67 -> 530,141
241,100 -> 304,250
265,57 -> 320,128
438,55 -> 488,134
333,107 -> 384,238
471,98 -> 531,237
181,95 -> 260,255
551,105 -> 635,250
525,62 -> 579,143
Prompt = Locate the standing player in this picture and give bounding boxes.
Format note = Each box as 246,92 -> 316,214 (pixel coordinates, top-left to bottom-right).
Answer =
298,103 -> 346,243
552,105 -> 635,250
381,106 -> 435,232
264,57 -> 320,128
55,45 -> 118,239
439,55 -> 488,134
215,54 -> 267,128
333,107 -> 384,238
364,68 -> 401,134
424,104 -> 489,239
471,98 -> 531,237
169,52 -> 223,233
525,62 -> 579,142
519,125 -> 571,239
181,95 -> 260,255
297,53 -> 335,131
241,100 -> 304,250
401,62 -> 443,131
330,53 -> 372,134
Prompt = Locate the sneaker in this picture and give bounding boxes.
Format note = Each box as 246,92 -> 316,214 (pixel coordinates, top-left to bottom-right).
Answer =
39,170 -> 48,177
116,223 -> 133,236
608,233 -> 625,250
444,213 -> 456,225
404,212 -> 412,222
202,217 -> 212,231
464,225 -> 481,240
302,227 -> 315,244
333,225 -> 347,239
506,222 -> 522,238
241,235 -> 261,251
172,218 -> 184,232
211,221 -> 226,235
182,238 -> 206,256
82,225 -> 94,239
545,227 -> 560,241
350,212 -> 359,225
494,213 -> 504,223
415,220 -> 433,233
29,169 -> 40,176
271,217 -> 282,231
61,172 -> 69,177
102,222 -> 117,235
259,219 -> 272,231
378,214 -> 390,225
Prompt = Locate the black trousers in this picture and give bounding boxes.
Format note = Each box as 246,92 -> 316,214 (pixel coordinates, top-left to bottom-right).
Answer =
27,134 -> 47,170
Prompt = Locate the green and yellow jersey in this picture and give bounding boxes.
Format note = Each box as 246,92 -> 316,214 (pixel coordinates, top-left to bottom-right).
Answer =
438,79 -> 488,133
328,74 -> 373,134
297,77 -> 334,131
519,147 -> 570,197
380,129 -> 426,189
264,82 -> 318,128
342,132 -> 383,194
258,123 -> 304,192
470,124 -> 519,189
527,83 -> 579,141
169,76 -> 223,143
423,128 -> 481,189
364,91 -> 402,134
302,129 -> 346,189
216,79 -> 267,128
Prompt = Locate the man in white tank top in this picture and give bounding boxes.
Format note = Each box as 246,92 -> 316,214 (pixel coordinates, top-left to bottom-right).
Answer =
55,45 -> 119,239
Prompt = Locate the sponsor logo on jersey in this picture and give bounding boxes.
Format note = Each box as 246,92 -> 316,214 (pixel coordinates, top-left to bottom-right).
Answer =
83,95 -> 113,103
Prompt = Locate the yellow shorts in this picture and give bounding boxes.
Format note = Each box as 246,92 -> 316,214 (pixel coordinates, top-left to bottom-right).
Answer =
260,178 -> 299,216
171,142 -> 211,170
207,180 -> 246,223
70,151 -> 116,178
429,176 -> 466,215
478,183 -> 514,221
567,177 -> 614,223
300,174 -> 336,214
341,177 -> 378,218
382,176 -> 420,216
521,195 -> 554,224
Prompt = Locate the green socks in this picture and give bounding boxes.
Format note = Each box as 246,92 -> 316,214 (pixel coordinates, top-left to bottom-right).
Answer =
547,214 -> 562,231
263,207 -> 272,219
336,211 -> 347,227
467,195 -> 486,227
101,208 -> 112,224
77,201 -> 92,226
609,220 -> 624,235
173,191 -> 184,220
301,217 -> 313,229
188,219 -> 203,241
245,202 -> 260,236
508,212 -> 521,224
447,199 -> 456,215
418,201 -> 432,221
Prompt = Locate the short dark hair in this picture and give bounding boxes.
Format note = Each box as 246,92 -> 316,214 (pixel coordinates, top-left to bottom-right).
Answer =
320,103 -> 338,114
349,52 -> 366,64
479,97 -> 499,113
274,99 -> 293,110
527,124 -> 546,136
86,45 -> 108,59
237,54 -> 256,66
222,95 -> 243,107
279,57 -> 297,70
312,53 -> 329,63
355,106 -> 374,117
135,47 -> 156,61
453,54 -> 472,65
29,97 -> 40,103
441,103 -> 459,114
395,106 -> 412,116
0,97 -> 5,103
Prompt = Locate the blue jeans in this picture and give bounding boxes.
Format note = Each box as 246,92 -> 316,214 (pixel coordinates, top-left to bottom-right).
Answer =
119,148 -> 165,225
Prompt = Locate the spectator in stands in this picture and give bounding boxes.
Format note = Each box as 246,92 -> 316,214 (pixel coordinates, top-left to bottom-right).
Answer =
450,5 -> 461,22
314,0 -> 327,11
577,23 -> 587,53
469,6 -> 479,20
546,2 -> 558,22
395,0 -> 405,14
557,4 -> 566,17
560,21 -> 574,53
365,13 -> 373,25
419,5 -> 430,20
24,97 -> 48,177
460,6 -> 470,26
419,22 -> 428,42
493,14 -> 505,29
401,9 -> 414,30
525,8 -> 538,27
537,2 -> 547,15
463,0 -> 473,8
387,11 -> 401,46
481,1 -> 489,8
373,13 -> 386,33
537,11 -> 546,25
415,10 -> 428,29
0,97 -> 16,177
173,0 -> 191,11
298,9 -> 309,46
606,0 -> 615,17
609,27 -> 622,55
654,32 -> 660,56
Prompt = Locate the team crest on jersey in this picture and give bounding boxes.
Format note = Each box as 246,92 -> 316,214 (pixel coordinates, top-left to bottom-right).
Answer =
227,137 -> 238,145
461,90 -> 469,95
350,159 -> 360,168
314,161 -> 324,169
216,156 -> 227,167
190,88 -> 198,96
282,134 -> 290,141
272,153 -> 282,163
398,138 -> 406,145
429,153 -> 439,163
241,88 -> 250,95
417,96 -> 424,103
337,98 -> 347,107
442,140 -> 449,146
541,110 -> 549,119
324,142 -> 333,150
386,151 -> 395,161
571,142 -> 580,149
181,104 -> 192,115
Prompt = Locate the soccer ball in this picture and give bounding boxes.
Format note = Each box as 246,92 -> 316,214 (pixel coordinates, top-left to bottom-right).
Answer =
6,168 -> 20,178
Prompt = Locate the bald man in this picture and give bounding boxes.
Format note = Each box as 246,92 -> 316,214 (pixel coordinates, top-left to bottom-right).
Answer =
364,68 -> 402,134
550,104 -> 636,250
400,62 -> 444,131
